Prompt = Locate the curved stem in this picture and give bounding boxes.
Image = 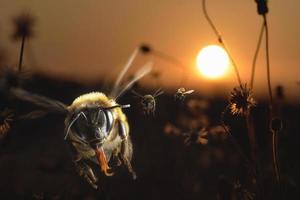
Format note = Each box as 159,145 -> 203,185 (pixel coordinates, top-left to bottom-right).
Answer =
250,21 -> 265,89
272,130 -> 282,196
202,0 -> 242,86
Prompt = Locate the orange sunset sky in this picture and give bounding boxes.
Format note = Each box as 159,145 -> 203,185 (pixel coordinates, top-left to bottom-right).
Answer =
0,0 -> 299,102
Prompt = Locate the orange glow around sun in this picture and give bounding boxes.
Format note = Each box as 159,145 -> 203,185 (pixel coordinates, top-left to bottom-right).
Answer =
196,45 -> 230,79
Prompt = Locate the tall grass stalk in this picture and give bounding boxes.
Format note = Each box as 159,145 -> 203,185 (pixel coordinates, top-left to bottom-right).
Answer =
18,35 -> 25,72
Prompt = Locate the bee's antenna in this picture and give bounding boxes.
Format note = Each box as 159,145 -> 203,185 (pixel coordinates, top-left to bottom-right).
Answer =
120,104 -> 131,109
131,89 -> 144,98
105,104 -> 131,110
64,112 -> 85,140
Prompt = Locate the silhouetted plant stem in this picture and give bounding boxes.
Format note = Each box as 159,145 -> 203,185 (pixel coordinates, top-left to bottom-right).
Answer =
220,123 -> 251,167
272,129 -> 282,199
246,111 -> 267,200
250,22 -> 265,89
202,0 -> 242,86
272,131 -> 280,183
18,35 -> 25,72
220,106 -> 253,170
245,112 -> 257,162
263,13 -> 282,198
222,104 -> 263,199
263,15 -> 273,109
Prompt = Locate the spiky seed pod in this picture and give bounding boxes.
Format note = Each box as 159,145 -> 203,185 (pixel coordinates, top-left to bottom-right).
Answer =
229,84 -> 256,116
12,13 -> 35,40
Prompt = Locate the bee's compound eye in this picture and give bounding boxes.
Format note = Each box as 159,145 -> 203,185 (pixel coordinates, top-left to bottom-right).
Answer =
96,109 -> 114,136
97,110 -> 106,126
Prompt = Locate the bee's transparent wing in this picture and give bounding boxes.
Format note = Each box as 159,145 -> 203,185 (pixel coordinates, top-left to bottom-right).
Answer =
153,88 -> 164,97
184,90 -> 194,94
110,48 -> 139,97
9,88 -> 68,114
113,62 -> 152,101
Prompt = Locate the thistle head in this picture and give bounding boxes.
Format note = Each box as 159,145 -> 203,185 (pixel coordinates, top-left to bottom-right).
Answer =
229,84 -> 256,116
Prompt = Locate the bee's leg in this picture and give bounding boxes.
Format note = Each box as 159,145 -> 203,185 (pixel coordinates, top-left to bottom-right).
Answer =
114,120 -> 127,166
75,160 -> 98,189
67,141 -> 98,189
117,120 -> 128,140
112,148 -> 122,166
120,137 -> 137,180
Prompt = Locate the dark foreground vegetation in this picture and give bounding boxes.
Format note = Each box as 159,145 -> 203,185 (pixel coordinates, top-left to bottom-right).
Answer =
0,74 -> 299,200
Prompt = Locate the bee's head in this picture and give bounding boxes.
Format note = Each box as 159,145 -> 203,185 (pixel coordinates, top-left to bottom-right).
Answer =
65,104 -> 130,148
72,107 -> 113,147
142,95 -> 155,108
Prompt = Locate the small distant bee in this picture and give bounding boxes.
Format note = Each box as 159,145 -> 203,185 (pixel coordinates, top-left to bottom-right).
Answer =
132,89 -> 164,115
2,55 -> 153,189
174,87 -> 194,102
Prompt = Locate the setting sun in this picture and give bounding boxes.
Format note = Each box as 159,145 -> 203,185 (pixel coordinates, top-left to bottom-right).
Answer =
196,45 -> 230,79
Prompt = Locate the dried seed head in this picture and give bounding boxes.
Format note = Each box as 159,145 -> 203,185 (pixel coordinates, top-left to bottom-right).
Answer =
229,84 -> 256,116
275,85 -> 284,100
139,44 -> 151,54
12,13 -> 35,40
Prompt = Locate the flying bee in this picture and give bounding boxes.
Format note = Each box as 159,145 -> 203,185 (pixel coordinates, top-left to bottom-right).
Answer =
131,89 -> 164,115
174,87 -> 194,102
64,92 -> 135,189
1,51 -> 152,189
64,62 -> 151,189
